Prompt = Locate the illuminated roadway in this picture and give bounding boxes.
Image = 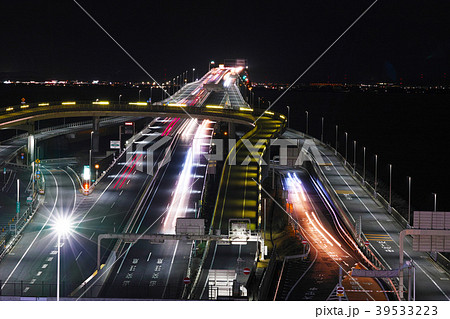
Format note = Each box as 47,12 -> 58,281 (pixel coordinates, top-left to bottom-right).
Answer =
282,128 -> 450,301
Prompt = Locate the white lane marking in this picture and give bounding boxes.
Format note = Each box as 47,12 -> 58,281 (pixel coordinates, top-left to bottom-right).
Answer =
89,232 -> 95,240
36,271 -> 42,276
30,279 -> 36,284
111,202 -> 116,209
23,287 -> 30,293
42,264 -> 48,269
50,250 -> 58,255
46,257 -> 54,262
127,180 -> 130,184
132,258 -> 139,264
147,252 -> 152,262
119,190 -> 123,196
162,241 -> 179,298
75,251 -> 83,261
157,258 -> 163,264
1,168 -> 59,289
101,216 -> 106,223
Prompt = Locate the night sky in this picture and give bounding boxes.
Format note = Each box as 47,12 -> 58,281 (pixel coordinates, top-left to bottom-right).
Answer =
1,0 -> 448,83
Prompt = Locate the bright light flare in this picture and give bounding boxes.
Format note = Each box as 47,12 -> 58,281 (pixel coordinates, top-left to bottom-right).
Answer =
53,216 -> 74,236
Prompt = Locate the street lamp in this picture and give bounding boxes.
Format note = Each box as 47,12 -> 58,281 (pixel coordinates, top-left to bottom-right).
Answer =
286,106 -> 290,128
321,117 -> 324,143
363,146 -> 366,183
53,216 -> 74,301
138,89 -> 142,101
407,176 -> 411,226
335,125 -> 338,155
374,154 -> 378,197
389,164 -> 392,212
118,94 -> 122,104
89,131 -> 93,187
432,193 -> 437,212
192,68 -> 195,82
305,111 -> 309,135
353,140 -> 356,174
209,60 -> 215,71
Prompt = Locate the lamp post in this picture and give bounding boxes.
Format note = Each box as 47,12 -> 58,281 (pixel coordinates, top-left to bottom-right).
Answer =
335,125 -> 338,155
433,193 -> 437,212
54,217 -> 73,301
89,131 -> 93,188
321,117 -> 324,143
363,147 -> 366,183
374,154 -> 378,197
138,89 -> 142,101
407,176 -> 411,226
353,140 -> 356,174
192,68 -> 195,82
118,94 -> 122,104
209,60 -> 215,71
389,164 -> 392,213
344,132 -> 348,165
305,111 -> 309,135
286,106 -> 290,128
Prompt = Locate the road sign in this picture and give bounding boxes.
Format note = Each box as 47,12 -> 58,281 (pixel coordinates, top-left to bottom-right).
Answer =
302,239 -> 308,245
110,140 -> 120,149
16,202 -> 20,214
243,267 -> 250,275
35,159 -> 40,164
336,286 -> 344,297
364,240 -> 370,246
27,196 -> 32,204
183,277 -> 191,285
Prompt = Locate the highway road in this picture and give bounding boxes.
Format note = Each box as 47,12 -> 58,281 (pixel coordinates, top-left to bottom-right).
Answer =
0,117 -> 188,297
100,118 -> 214,299
275,169 -> 388,301
282,128 -> 450,301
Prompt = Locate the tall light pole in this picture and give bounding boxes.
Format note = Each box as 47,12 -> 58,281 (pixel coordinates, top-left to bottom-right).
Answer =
89,131 -> 93,187
374,154 -> 378,197
363,147 -> 366,183
138,89 -> 142,101
344,132 -> 348,165
118,94 -> 122,104
150,87 -> 153,102
407,176 -> 411,226
54,217 -> 73,301
353,140 -> 356,174
389,164 -> 392,212
321,117 -> 324,143
209,60 -> 215,71
305,111 -> 309,135
192,68 -> 195,82
16,179 -> 20,222
286,106 -> 290,128
433,193 -> 437,212
335,125 -> 338,155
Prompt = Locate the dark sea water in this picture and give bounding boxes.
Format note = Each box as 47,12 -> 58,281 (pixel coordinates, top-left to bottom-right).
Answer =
256,87 -> 450,213
1,84 -> 449,212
